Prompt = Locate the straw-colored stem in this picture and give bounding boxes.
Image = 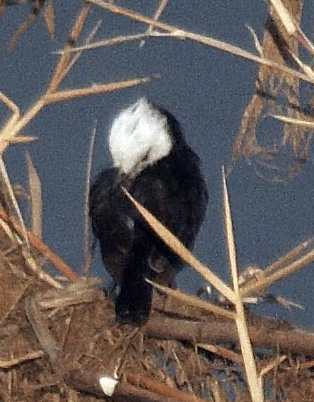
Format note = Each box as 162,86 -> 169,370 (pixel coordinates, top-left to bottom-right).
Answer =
123,188 -> 236,304
241,246 -> 314,296
43,76 -> 154,103
264,237 -> 314,276
82,121 -> 97,277
0,205 -> 78,283
222,169 -> 263,402
47,3 -> 90,93
89,0 -> 313,84
148,280 -> 236,320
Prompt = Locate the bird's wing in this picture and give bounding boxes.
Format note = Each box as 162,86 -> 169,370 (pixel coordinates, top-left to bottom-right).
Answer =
130,159 -> 208,248
89,168 -> 135,283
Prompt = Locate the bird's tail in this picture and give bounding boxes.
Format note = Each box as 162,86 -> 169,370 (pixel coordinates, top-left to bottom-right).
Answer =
115,252 -> 152,325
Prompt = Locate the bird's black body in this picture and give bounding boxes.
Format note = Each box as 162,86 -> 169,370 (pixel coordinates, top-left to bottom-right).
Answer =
90,99 -> 208,325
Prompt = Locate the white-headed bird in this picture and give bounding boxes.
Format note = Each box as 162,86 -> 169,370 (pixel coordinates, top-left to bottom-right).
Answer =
90,98 -> 208,325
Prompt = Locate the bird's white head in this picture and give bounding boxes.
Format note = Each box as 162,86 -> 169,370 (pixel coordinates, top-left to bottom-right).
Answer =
108,97 -> 172,177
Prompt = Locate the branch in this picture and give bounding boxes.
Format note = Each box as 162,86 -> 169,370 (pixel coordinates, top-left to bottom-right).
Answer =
146,313 -> 314,357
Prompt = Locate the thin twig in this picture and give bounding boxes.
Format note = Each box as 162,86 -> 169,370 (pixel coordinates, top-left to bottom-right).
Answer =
0,90 -> 20,116
89,0 -> 314,84
43,76 -> 155,103
62,19 -> 102,79
264,237 -> 314,276
124,371 -> 207,402
148,280 -> 235,320
55,33 -> 148,54
147,0 -> 170,35
0,350 -> 45,369
0,205 -> 78,283
47,3 -> 90,93
241,245 -> 314,296
82,120 -> 97,277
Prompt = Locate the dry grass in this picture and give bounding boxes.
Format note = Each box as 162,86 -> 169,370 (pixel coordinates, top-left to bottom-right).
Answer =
0,0 -> 314,401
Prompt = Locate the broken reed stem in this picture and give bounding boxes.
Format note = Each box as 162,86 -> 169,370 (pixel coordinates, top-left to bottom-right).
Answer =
26,152 -> 42,239
241,245 -> 314,296
0,350 -> 45,369
47,3 -> 90,93
0,4 -> 90,155
0,4 -> 89,150
0,5 -> 89,153
240,238 -> 314,297
268,0 -> 314,55
263,237 -> 314,276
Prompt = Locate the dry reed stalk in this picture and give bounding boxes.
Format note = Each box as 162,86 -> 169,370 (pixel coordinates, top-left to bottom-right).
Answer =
240,237 -> 314,296
147,281 -> 235,320
272,114 -> 314,128
241,246 -> 314,296
141,0 -> 170,44
82,121 -> 97,277
0,3 -> 155,292
124,370 -> 208,402
8,0 -> 55,50
222,169 -> 263,402
56,33 -> 149,54
0,4 -> 154,156
0,350 -> 45,369
0,205 -> 78,283
122,188 -> 236,304
89,0 -> 314,84
268,0 -> 314,55
1,2 -> 313,399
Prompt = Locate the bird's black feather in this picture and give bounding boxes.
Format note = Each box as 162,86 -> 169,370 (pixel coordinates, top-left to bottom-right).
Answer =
90,100 -> 208,325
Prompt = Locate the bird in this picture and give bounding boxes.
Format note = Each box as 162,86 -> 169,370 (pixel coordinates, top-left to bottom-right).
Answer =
89,97 -> 208,325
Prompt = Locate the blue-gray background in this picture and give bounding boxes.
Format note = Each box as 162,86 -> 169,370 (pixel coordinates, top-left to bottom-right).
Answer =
0,1 -> 313,328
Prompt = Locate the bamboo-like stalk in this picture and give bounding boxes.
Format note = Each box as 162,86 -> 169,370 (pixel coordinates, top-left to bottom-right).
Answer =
222,169 -> 264,402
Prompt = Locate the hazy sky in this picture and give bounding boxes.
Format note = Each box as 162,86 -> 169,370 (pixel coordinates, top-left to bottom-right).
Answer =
0,1 -> 313,329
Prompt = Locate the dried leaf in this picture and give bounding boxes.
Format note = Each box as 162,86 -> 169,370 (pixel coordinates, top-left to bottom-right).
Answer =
43,0 -> 55,39
26,152 -> 42,239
